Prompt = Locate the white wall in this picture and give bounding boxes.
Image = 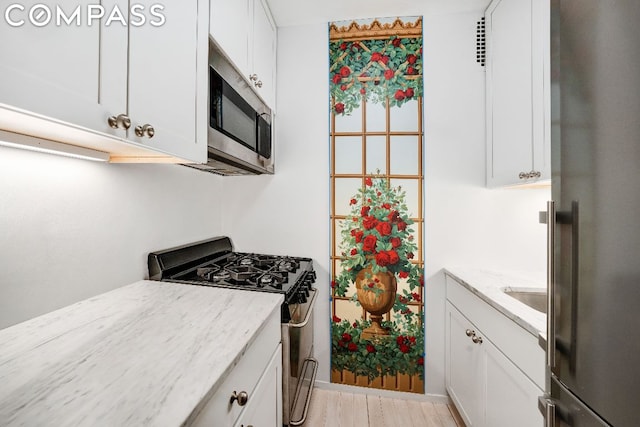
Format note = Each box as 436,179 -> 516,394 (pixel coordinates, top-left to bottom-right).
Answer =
0,146 -> 223,328
221,10 -> 550,397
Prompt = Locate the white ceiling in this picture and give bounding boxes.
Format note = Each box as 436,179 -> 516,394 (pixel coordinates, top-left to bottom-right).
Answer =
266,0 -> 490,27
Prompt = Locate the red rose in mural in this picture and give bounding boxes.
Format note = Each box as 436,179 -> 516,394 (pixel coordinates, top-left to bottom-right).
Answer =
334,103 -> 345,114
409,336 -> 417,344
350,198 -> 357,205
419,275 -> 424,286
342,333 -> 352,342
390,237 -> 401,248
407,54 -> 417,64
354,230 -> 364,243
348,342 -> 358,352
405,87 -> 415,98
361,206 -> 371,217
387,250 -> 399,264
332,74 -> 342,84
375,251 -> 390,267
394,89 -> 406,101
387,210 -> 400,222
350,248 -> 357,256
407,66 -> 415,75
412,292 -> 421,302
366,344 -> 376,353
399,270 -> 409,279
340,84 -> 347,91
397,221 -> 407,231
396,336 -> 405,345
340,66 -> 351,77
382,203 -> 391,209
407,252 -> 414,259
371,52 -> 382,62
417,357 -> 424,366
332,315 -> 341,323
331,280 -> 336,288
392,37 -> 402,47
365,177 -> 373,186
362,234 -> 377,252
400,343 -> 410,353
363,216 -> 378,230
384,69 -> 394,80
375,221 -> 392,236
360,88 -> 366,95
340,42 -> 348,50
381,55 -> 389,65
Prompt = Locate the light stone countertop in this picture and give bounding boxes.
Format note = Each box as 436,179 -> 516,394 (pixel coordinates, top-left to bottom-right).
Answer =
0,280 -> 283,426
445,267 -> 546,339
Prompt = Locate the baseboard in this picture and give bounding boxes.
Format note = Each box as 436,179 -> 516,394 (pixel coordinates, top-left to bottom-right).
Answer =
312,380 -> 451,404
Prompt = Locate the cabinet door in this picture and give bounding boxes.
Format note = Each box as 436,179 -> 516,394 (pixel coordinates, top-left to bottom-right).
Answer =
234,344 -> 283,427
484,340 -> 543,427
485,0 -> 550,187
0,0 -> 127,136
446,303 -> 483,427
127,0 -> 206,163
210,0 -> 250,74
251,0 -> 277,109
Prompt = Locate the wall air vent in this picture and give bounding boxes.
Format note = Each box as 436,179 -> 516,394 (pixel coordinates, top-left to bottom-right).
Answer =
476,16 -> 486,67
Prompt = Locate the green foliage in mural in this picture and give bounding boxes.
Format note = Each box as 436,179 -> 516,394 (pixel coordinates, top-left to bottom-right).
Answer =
329,36 -> 423,115
331,317 -> 425,380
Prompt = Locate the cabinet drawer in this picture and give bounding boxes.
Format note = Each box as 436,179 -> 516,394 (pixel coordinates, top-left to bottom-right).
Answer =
191,307 -> 281,427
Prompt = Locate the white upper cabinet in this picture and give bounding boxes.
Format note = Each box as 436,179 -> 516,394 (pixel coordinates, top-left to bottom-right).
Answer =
0,0 -> 125,138
0,0 -> 208,163
127,1 -> 206,162
485,0 -> 550,187
210,0 -> 277,110
209,0 -> 250,73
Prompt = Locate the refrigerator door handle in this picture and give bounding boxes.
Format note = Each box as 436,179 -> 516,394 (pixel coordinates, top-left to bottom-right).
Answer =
546,200 -> 557,368
539,395 -> 556,427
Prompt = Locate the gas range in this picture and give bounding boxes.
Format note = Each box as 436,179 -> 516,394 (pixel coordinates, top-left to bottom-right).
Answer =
147,236 -> 316,322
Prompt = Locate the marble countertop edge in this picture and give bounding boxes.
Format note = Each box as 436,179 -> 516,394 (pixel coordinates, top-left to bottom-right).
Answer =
444,267 -> 547,339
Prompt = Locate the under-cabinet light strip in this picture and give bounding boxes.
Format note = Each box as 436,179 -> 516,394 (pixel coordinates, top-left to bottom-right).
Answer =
0,130 -> 109,162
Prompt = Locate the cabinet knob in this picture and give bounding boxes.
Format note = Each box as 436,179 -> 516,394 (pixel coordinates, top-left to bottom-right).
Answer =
230,390 -> 249,406
254,80 -> 263,88
134,124 -> 155,139
465,329 -> 475,337
107,114 -> 131,130
518,170 -> 542,180
472,335 -> 483,344
249,74 -> 258,82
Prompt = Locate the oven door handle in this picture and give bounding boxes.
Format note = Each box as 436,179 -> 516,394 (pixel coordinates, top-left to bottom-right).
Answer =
288,289 -> 317,328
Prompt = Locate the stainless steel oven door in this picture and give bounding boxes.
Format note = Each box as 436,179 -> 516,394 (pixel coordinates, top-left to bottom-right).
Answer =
282,289 -> 317,426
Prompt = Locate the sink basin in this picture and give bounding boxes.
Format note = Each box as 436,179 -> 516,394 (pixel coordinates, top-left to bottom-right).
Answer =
504,290 -> 547,314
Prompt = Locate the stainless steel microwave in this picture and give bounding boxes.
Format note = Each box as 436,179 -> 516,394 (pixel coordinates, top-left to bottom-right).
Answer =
185,42 -> 273,176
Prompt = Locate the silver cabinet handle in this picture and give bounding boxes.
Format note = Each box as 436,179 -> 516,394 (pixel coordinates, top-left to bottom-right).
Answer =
134,124 -> 155,139
230,390 -> 248,406
472,335 -> 483,344
519,170 -> 542,179
107,114 -> 131,130
546,200 -> 556,368
249,74 -> 258,81
465,329 -> 475,337
255,80 -> 263,88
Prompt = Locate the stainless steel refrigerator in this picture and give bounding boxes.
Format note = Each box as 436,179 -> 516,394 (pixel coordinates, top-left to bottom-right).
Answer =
539,1 -> 640,426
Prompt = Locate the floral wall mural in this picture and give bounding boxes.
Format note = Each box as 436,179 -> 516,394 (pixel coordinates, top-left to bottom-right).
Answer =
329,16 -> 425,393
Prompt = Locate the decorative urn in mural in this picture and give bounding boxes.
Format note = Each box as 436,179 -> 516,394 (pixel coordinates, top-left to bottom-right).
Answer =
354,266 -> 397,339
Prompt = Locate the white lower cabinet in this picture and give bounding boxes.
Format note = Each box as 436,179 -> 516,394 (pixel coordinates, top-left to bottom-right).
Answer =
446,276 -> 544,427
192,309 -> 282,427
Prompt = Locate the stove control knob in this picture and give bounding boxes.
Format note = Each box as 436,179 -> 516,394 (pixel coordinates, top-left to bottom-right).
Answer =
297,290 -> 308,304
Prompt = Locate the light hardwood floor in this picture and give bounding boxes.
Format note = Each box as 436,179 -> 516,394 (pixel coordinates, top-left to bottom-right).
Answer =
301,388 -> 465,427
